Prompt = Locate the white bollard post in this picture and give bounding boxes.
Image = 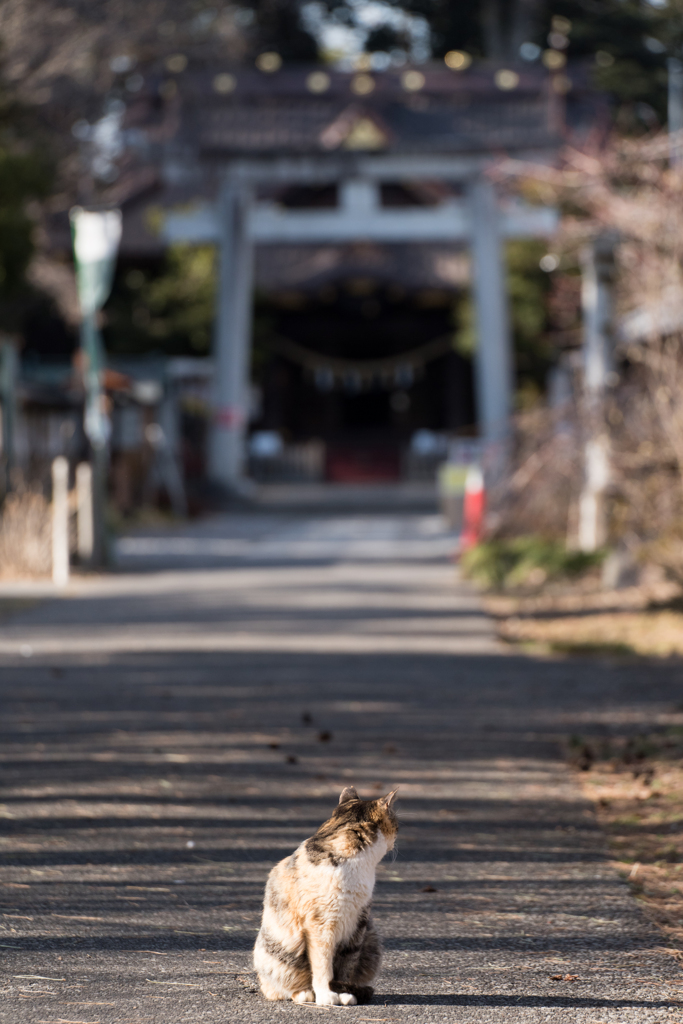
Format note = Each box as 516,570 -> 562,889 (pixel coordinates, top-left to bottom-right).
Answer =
52,456 -> 70,586
578,233 -> 617,552
578,437 -> 610,551
76,461 -> 93,562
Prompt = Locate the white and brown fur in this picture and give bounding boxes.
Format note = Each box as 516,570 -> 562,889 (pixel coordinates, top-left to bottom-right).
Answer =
253,786 -> 398,1006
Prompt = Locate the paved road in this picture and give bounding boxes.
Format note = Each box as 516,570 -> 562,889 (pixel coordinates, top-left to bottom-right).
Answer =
1,513 -> 682,1023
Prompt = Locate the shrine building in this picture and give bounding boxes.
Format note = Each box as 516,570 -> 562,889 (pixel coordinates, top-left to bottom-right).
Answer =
111,58 -> 600,487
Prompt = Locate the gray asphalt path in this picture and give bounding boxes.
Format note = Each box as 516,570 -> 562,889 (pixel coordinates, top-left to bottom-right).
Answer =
1,512 -> 682,1023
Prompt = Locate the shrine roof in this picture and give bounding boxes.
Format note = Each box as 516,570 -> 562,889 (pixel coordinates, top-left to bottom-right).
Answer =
124,61 -> 601,160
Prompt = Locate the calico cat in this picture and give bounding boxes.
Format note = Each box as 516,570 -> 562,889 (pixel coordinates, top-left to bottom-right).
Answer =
253,786 -> 398,1006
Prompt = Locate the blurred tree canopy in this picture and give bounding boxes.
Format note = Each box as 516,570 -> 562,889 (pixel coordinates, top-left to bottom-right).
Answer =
343,0 -> 675,125
0,0 -> 317,198
0,72 -> 52,329
0,148 -> 50,295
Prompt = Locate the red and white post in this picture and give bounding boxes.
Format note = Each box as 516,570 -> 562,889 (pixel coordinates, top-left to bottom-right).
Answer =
460,464 -> 485,552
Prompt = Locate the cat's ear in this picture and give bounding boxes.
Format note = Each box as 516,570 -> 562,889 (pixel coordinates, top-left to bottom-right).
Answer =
338,786 -> 358,804
379,788 -> 398,809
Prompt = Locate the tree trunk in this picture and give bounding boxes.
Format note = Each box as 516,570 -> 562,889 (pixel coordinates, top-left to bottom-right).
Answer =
480,0 -> 544,62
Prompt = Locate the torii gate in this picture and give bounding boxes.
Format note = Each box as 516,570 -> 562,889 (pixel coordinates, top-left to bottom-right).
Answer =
164,154 -> 558,490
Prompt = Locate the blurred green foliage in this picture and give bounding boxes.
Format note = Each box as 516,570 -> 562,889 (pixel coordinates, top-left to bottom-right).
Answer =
453,239 -> 553,406
105,245 -> 216,356
507,240 -> 554,403
0,78 -> 52,318
461,536 -> 605,591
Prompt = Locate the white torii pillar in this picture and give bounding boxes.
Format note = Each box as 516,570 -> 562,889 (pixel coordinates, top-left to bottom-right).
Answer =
467,176 -> 514,446
209,179 -> 255,491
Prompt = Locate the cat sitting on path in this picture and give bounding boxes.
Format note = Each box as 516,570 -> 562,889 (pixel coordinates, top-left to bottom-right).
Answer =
253,786 -> 398,1006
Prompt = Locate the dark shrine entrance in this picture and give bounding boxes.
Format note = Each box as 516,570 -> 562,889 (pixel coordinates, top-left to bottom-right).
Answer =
253,272 -> 475,482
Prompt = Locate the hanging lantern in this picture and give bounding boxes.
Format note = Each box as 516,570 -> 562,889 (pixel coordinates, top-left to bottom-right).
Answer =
394,364 -> 414,389
314,366 -> 335,391
343,370 -> 363,393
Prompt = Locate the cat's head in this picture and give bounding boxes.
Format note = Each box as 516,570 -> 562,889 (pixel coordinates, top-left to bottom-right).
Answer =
306,787 -> 399,865
336,786 -> 399,847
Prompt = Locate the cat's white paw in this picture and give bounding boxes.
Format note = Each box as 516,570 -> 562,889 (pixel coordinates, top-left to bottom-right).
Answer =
292,990 -> 315,1003
315,990 -> 341,1005
339,992 -> 357,1006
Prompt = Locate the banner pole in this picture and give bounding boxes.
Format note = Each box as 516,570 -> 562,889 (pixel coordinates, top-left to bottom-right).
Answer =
70,206 -> 122,569
80,308 -> 108,566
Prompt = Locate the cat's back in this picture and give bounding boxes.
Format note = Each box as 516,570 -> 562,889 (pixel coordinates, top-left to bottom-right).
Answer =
264,847 -> 303,902
265,841 -> 338,913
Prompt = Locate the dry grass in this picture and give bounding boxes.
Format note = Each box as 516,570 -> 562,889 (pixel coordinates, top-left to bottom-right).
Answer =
576,738 -> 683,953
486,407 -> 581,541
0,491 -> 52,579
498,608 -> 683,657
485,580 -> 683,658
